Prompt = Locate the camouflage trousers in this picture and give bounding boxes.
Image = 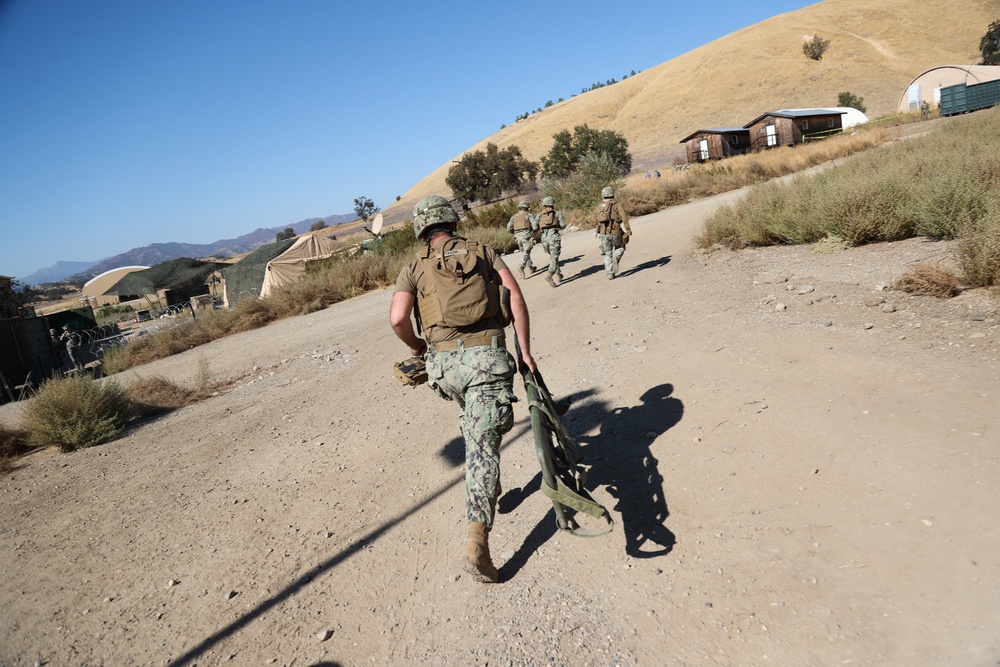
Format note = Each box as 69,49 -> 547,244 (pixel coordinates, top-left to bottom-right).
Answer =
598,233 -> 626,275
513,230 -> 536,269
539,228 -> 562,275
426,344 -> 516,528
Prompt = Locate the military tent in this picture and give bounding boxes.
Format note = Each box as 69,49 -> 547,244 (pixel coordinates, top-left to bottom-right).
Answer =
103,258 -> 226,295
223,234 -> 340,307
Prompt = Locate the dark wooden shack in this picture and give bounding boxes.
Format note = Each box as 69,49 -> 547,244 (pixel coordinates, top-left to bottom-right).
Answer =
679,127 -> 751,163
744,109 -> 847,151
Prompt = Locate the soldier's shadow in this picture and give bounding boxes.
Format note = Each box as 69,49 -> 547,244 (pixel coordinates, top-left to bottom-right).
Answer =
619,254 -> 672,277
584,383 -> 682,558
499,383 -> 682,580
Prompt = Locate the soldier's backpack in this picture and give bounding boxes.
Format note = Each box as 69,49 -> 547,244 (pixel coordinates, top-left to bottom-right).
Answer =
415,237 -> 507,331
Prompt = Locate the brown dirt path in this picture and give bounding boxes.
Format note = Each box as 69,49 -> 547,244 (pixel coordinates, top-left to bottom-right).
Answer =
2,184 -> 998,667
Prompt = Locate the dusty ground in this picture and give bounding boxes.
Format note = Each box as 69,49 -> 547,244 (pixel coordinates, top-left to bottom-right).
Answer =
2,183 -> 999,667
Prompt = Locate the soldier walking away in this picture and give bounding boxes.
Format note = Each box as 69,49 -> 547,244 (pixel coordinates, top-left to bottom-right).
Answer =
59,325 -> 83,371
920,100 -> 930,120
506,200 -> 538,279
391,195 -> 536,583
594,186 -> 632,279
536,196 -> 567,287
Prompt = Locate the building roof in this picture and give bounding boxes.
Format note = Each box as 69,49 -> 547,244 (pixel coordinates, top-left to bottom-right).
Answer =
743,108 -> 847,128
679,127 -> 749,143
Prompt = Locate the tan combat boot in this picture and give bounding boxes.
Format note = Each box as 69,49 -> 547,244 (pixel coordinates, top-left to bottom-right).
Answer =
462,522 -> 499,583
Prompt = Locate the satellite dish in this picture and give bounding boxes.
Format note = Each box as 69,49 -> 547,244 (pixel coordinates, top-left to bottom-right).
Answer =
371,212 -> 384,236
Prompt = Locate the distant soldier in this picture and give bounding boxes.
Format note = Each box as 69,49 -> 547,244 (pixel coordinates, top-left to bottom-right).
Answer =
506,200 -> 538,279
59,325 -> 83,371
594,186 -> 632,280
535,196 -> 567,287
920,100 -> 930,120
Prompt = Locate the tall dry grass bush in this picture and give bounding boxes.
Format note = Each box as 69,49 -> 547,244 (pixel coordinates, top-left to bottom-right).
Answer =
23,375 -> 132,451
956,202 -> 1000,287
699,109 -> 1000,290
0,421 -> 35,475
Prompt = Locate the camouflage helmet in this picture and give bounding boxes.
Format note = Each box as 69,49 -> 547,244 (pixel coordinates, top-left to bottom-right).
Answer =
518,200 -> 529,210
541,196 -> 555,207
412,195 -> 459,239
601,186 -> 615,198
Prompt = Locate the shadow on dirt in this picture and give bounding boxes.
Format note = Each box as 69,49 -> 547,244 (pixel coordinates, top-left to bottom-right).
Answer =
165,384 -> 680,664
619,254 -> 672,277
498,382 -> 683,581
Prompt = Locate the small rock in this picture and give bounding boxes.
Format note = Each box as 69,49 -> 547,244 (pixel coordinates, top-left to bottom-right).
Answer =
864,323 -> 874,330
775,303 -> 787,312
166,579 -> 179,588
922,519 -> 934,527
317,629 -> 334,642
823,321 -> 833,328
881,304 -> 897,313
798,285 -> 815,294
226,590 -> 238,600
865,296 -> 885,307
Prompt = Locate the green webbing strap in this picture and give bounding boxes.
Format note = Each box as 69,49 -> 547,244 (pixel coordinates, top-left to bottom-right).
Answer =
513,331 -> 613,538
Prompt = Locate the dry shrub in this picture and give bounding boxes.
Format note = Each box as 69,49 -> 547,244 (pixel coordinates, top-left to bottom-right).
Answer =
127,374 -> 194,417
813,234 -> 853,254
0,421 -> 36,475
892,264 -> 960,298
23,375 -> 132,451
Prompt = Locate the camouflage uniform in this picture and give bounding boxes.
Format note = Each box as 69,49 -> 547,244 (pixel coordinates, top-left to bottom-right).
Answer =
595,189 -> 632,279
395,242 -> 516,528
60,327 -> 83,370
536,202 -> 567,278
506,206 -> 537,275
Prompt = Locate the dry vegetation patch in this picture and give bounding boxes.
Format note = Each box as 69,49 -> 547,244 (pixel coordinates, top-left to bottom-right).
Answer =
892,263 -> 961,298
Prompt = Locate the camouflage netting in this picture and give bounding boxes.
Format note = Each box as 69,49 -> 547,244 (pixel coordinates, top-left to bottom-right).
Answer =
104,258 -> 227,295
222,238 -> 297,307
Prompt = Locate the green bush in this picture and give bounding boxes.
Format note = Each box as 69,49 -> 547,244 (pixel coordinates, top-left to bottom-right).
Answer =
23,375 -> 132,451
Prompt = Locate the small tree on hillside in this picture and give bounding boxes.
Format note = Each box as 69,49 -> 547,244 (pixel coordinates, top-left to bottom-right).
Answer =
276,228 -> 295,242
539,151 -> 626,212
310,219 -> 328,231
837,91 -> 866,113
980,20 -> 1000,65
803,35 -> 830,60
353,196 -> 380,223
446,143 -> 539,205
540,125 -> 632,180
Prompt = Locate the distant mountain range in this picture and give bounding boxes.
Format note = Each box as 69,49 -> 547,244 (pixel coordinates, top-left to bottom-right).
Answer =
21,213 -> 356,286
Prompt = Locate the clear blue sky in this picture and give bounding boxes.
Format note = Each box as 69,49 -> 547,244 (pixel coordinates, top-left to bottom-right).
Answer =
0,0 -> 818,281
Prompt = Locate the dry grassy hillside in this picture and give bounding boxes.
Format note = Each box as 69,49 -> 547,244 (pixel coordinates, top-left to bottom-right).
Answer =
381,0 -> 997,225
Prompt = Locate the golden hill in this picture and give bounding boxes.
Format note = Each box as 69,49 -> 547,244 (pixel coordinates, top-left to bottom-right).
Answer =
380,0 -> 997,226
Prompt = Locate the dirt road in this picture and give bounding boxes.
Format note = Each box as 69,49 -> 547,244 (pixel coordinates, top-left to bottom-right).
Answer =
2,185 -> 998,666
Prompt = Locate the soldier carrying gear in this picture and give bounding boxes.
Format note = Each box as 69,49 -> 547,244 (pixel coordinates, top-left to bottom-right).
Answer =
59,325 -> 83,371
390,195 -> 536,583
536,195 -> 568,287
506,200 -> 538,279
594,186 -> 632,280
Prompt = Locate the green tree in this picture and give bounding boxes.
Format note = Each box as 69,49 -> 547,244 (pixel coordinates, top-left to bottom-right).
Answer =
540,151 -> 626,212
353,196 -> 380,223
803,35 -> 830,60
0,279 -> 31,318
540,124 -> 632,180
837,91 -> 866,113
981,20 -> 1000,65
446,143 -> 539,205
310,219 -> 328,232
276,227 -> 295,242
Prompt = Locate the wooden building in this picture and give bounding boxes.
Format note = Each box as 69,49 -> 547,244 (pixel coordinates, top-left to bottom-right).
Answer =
744,109 -> 847,151
679,127 -> 751,163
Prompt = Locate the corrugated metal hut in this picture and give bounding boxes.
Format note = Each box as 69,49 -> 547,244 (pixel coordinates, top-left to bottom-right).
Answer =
897,65 -> 1000,113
